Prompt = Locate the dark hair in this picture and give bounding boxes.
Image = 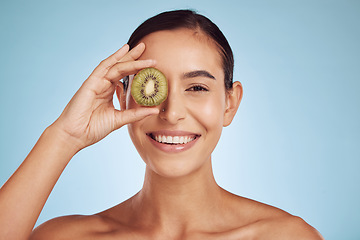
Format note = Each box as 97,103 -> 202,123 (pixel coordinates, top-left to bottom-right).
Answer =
123,9 -> 234,91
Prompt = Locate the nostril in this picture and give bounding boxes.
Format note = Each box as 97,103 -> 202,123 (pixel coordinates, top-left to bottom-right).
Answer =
158,95 -> 186,124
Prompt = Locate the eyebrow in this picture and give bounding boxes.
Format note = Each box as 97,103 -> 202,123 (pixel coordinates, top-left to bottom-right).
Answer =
183,70 -> 216,80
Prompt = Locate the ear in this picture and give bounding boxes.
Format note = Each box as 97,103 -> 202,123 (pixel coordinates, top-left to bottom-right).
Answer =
223,81 -> 243,127
115,82 -> 127,111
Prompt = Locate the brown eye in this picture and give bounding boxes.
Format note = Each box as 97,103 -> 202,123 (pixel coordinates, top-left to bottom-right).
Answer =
186,85 -> 209,92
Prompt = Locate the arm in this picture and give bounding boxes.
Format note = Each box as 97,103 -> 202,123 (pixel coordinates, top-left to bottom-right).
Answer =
0,43 -> 158,240
0,126 -> 78,240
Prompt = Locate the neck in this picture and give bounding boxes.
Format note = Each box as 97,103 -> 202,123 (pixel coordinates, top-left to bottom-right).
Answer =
131,157 -> 224,232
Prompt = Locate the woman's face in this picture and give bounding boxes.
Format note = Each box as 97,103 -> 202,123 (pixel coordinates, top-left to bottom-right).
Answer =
125,28 -> 229,178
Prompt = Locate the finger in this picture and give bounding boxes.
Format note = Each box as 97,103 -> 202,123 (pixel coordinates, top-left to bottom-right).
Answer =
90,44 -> 130,78
88,43 -> 148,83
101,44 -> 130,68
118,42 -> 146,63
113,107 -> 160,130
104,59 -> 156,83
96,43 -> 145,73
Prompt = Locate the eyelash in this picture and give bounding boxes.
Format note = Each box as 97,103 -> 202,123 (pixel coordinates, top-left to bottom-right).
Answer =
186,85 -> 209,92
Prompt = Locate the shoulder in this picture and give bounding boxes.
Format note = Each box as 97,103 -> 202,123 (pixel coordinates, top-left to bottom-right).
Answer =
245,215 -> 324,240
225,191 -> 291,222
223,193 -> 324,239
29,214 -> 116,240
213,215 -> 324,240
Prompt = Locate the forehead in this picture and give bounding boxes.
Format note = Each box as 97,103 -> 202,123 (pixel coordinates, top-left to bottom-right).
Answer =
138,28 -> 224,78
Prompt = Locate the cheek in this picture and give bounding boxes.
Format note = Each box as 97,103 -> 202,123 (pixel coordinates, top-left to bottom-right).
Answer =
127,122 -> 138,150
189,93 -> 226,131
127,120 -> 150,165
126,89 -> 135,110
125,76 -> 139,110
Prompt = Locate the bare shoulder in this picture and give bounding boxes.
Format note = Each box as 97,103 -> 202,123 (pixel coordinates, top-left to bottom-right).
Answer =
30,214 -> 117,240
239,215 -> 324,240
223,192 -> 324,239
224,191 -> 291,222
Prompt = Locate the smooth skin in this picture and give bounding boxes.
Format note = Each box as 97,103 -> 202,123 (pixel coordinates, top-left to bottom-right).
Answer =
0,29 -> 323,240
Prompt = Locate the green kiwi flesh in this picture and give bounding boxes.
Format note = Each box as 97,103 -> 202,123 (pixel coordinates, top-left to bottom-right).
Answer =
131,67 -> 168,106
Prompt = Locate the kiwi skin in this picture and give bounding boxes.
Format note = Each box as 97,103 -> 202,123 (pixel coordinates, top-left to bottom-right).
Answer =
131,67 -> 168,106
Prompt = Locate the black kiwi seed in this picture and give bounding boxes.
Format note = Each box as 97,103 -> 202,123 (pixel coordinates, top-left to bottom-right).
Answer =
131,67 -> 168,106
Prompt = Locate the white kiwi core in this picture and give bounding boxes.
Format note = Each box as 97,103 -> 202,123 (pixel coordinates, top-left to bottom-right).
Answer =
144,79 -> 156,96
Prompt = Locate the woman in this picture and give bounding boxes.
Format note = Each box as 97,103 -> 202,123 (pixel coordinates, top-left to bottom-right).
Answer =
0,10 -> 323,239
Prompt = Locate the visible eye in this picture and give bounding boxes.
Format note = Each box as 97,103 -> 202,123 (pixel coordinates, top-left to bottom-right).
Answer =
186,85 -> 209,92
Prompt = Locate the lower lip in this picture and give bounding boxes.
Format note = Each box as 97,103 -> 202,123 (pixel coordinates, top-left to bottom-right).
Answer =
147,135 -> 199,153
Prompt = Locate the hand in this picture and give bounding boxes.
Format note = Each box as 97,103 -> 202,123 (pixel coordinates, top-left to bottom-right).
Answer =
51,43 -> 159,151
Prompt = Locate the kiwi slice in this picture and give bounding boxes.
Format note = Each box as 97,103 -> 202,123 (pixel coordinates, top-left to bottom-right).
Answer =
131,67 -> 168,106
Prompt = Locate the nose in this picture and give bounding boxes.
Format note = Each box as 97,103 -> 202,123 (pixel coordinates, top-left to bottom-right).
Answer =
159,87 -> 186,124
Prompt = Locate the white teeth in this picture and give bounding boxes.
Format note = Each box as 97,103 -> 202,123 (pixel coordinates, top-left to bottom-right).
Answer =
152,134 -> 196,144
173,136 -> 179,144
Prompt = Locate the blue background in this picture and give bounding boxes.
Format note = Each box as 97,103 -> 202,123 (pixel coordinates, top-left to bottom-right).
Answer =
1,0 -> 359,239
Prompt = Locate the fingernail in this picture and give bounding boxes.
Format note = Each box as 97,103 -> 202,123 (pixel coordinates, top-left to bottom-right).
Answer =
136,42 -> 145,48
146,59 -> 156,65
121,43 -> 129,50
147,108 -> 160,114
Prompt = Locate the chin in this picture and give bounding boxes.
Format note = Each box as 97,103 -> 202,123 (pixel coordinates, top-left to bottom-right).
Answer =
143,153 -> 212,180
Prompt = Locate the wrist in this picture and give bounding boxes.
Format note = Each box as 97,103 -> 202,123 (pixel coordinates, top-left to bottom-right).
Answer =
44,123 -> 83,157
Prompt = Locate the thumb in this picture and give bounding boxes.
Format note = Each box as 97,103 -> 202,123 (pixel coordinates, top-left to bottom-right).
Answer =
113,107 -> 159,129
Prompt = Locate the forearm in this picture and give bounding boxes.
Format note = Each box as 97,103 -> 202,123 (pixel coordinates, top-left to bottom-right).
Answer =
0,125 -> 79,240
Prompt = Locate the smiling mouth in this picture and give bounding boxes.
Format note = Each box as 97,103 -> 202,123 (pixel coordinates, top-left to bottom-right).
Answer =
147,133 -> 199,145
